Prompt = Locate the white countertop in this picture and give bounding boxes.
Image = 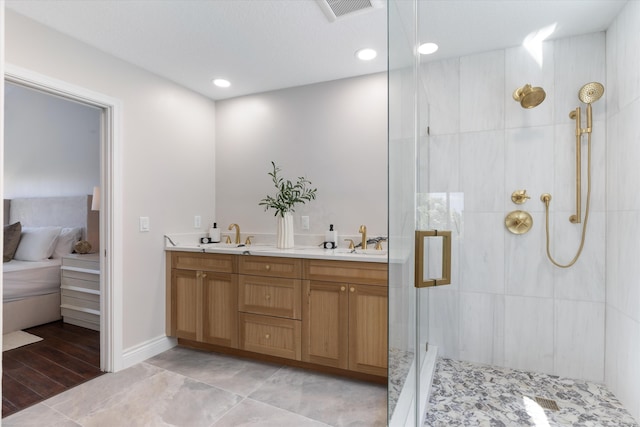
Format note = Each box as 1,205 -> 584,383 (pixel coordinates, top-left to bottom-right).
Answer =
165,242 -> 388,263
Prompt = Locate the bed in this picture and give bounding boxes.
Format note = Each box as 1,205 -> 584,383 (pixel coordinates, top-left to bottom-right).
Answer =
3,195 -> 99,334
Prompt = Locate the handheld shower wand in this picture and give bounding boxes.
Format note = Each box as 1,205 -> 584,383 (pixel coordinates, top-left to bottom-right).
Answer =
542,82 -> 604,268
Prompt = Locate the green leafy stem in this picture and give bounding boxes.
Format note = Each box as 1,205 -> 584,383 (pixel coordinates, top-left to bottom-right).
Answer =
259,161 -> 317,217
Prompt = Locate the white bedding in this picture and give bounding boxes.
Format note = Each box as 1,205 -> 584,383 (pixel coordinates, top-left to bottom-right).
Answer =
3,259 -> 62,302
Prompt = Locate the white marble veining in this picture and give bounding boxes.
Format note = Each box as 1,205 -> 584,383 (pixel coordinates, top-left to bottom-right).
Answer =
3,347 -> 387,427
555,299 -> 605,382
459,212 -> 504,294
421,58 -> 460,136
460,50 -> 505,132
458,292 -> 504,366
459,130 -> 505,212
504,296 -> 554,374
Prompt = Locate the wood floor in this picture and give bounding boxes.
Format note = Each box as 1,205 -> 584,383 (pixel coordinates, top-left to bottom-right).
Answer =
2,321 -> 103,418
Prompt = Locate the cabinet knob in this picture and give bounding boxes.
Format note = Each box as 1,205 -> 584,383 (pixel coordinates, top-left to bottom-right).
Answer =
265,264 -> 271,271
340,286 -> 346,292
201,273 -> 207,279
265,333 -> 271,339
265,294 -> 271,300
350,287 -> 355,293
196,272 -> 201,278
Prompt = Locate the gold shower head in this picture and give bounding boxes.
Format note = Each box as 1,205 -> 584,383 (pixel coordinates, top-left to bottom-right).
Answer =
513,84 -> 546,109
578,82 -> 604,104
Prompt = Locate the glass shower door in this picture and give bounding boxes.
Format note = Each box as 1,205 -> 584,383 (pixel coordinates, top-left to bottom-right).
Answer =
388,0 -> 424,425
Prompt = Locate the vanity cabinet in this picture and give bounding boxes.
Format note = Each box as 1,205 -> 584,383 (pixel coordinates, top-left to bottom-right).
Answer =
303,259 -> 388,377
238,256 -> 302,360
166,250 -> 387,379
168,252 -> 238,348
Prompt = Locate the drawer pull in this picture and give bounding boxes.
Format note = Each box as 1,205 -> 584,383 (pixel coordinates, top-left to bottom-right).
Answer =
201,273 -> 207,279
265,294 -> 271,300
340,286 -> 346,292
265,264 -> 271,271
265,333 -> 271,339
350,287 -> 355,293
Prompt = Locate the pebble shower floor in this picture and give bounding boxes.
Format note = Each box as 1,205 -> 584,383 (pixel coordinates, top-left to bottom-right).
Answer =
425,358 -> 638,427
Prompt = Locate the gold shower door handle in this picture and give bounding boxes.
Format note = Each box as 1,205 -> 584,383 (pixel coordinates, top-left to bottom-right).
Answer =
414,230 -> 452,288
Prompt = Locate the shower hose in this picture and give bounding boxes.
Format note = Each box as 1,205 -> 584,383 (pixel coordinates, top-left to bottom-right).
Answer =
542,132 -> 592,268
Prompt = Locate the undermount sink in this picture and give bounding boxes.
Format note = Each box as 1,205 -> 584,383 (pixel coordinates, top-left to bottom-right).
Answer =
335,248 -> 387,256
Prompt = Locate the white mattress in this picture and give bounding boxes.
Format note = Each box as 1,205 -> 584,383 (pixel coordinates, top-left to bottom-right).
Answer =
3,259 -> 62,302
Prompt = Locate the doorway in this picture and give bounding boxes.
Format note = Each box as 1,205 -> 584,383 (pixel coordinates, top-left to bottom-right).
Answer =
3,64 -> 123,375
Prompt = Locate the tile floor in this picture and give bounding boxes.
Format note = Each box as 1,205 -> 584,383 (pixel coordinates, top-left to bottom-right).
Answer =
425,358 -> 639,427
3,346 -> 387,427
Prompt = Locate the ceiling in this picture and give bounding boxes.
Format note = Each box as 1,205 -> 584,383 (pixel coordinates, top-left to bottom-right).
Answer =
5,0 -> 628,101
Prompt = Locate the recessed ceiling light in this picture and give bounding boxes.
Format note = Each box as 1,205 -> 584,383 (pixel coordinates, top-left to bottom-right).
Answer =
418,42 -> 439,55
212,78 -> 231,88
356,48 -> 377,61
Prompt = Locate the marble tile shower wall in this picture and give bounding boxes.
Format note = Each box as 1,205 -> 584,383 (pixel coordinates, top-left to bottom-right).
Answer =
422,32 -> 607,383
605,0 -> 640,421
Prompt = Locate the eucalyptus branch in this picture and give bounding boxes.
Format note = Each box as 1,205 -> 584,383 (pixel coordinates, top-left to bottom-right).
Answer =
259,161 -> 317,217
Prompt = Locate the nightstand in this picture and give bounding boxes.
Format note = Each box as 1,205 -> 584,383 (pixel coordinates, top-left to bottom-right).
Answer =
60,253 -> 100,331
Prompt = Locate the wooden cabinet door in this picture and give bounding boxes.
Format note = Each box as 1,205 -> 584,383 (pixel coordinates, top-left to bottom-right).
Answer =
302,280 -> 348,369
202,271 -> 238,348
348,284 -> 388,376
171,269 -> 200,341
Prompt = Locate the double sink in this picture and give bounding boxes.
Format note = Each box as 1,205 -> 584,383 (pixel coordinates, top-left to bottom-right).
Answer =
167,242 -> 387,262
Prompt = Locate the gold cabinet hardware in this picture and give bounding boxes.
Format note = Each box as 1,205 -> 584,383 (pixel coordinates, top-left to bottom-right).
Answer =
265,294 -> 271,300
350,287 -> 355,293
196,271 -> 201,278
511,189 -> 531,204
265,264 -> 271,271
245,236 -> 254,245
505,210 -> 533,234
414,230 -> 452,288
265,333 -> 270,339
344,239 -> 355,250
340,286 -> 346,292
201,273 -> 207,279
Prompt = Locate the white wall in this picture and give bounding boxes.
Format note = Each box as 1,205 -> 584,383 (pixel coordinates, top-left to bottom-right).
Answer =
5,10 -> 217,351
424,32 -> 607,383
4,82 -> 100,198
605,0 -> 640,421
215,73 -> 387,245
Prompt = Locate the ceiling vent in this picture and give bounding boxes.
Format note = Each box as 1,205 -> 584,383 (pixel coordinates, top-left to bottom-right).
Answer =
316,0 -> 384,22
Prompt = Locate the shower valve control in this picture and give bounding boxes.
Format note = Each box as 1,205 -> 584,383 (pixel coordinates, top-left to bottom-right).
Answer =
511,189 -> 531,204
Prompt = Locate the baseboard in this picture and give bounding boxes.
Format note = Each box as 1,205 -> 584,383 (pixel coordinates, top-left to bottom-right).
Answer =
121,335 -> 177,369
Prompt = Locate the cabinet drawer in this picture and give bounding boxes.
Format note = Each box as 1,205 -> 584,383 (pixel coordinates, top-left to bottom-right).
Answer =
61,287 -> 100,304
61,294 -> 100,312
62,254 -> 99,270
238,256 -> 302,279
172,252 -> 234,273
61,268 -> 99,284
239,313 -> 301,360
305,259 -> 388,286
61,276 -> 100,292
238,275 -> 301,319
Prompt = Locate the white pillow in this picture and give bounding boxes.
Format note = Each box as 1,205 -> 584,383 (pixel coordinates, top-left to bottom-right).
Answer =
52,227 -> 84,259
14,226 -> 63,261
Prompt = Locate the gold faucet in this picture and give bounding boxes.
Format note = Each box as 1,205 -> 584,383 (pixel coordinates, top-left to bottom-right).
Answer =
228,223 -> 240,244
359,225 -> 367,250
